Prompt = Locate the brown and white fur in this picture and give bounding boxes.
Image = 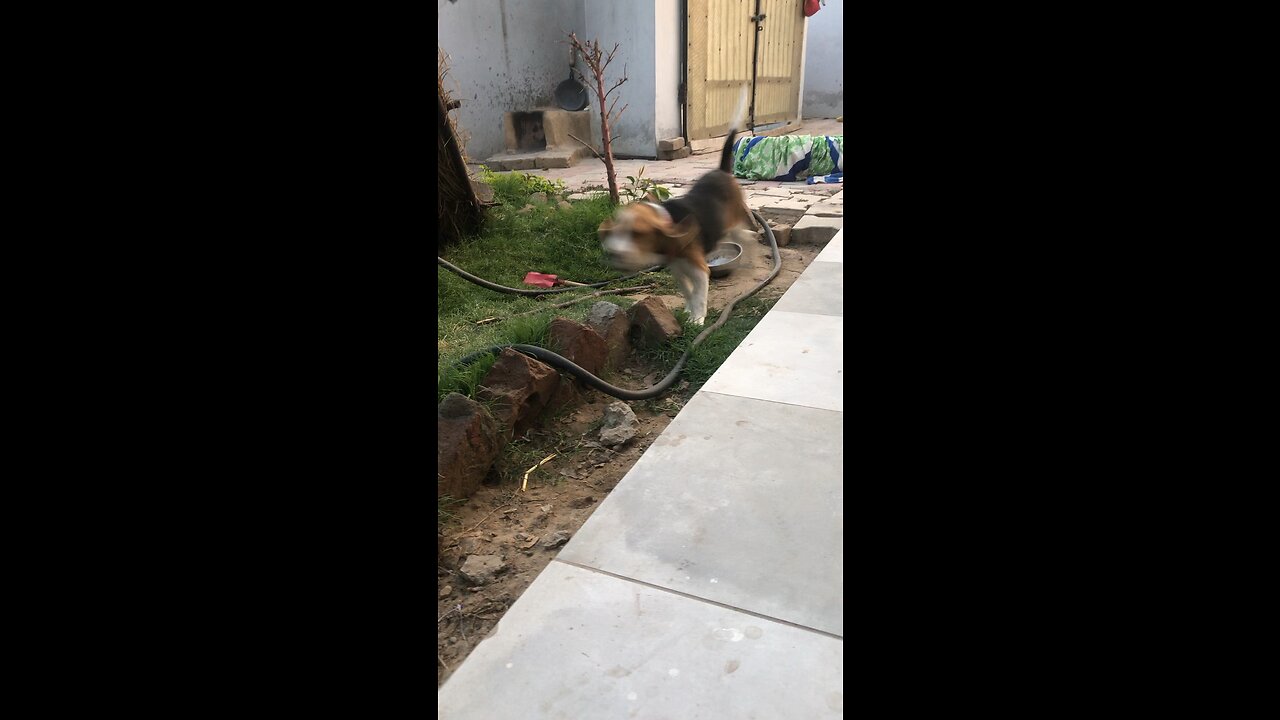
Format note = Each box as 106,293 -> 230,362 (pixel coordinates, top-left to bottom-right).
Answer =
599,90 -> 753,325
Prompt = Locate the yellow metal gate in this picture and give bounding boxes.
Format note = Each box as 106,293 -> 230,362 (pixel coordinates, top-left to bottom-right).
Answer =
686,0 -> 806,141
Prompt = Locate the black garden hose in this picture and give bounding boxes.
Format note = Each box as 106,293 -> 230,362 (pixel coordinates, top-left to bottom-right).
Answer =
437,256 -> 661,295
443,210 -> 781,401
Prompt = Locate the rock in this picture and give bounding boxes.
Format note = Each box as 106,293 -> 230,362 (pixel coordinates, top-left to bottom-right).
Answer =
517,204 -> 535,214
768,223 -> 792,247
569,495 -> 596,509
458,537 -> 484,556
439,584 -> 453,599
459,554 -> 509,585
529,192 -> 548,204
470,180 -> 495,204
658,145 -> 692,161
548,318 -> 608,378
628,296 -> 684,348
437,393 -> 502,500
585,301 -> 631,370
544,373 -> 584,415
542,531 -> 572,549
557,200 -> 572,210
658,137 -> 686,152
477,348 -> 561,441
599,400 -> 639,447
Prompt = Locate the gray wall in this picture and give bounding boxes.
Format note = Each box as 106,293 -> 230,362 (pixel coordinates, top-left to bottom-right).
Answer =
439,0 -> 684,160
582,0 -> 657,157
438,0 -> 586,162
802,0 -> 843,118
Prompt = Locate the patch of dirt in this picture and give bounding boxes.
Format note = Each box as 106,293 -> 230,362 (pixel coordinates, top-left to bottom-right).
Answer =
436,234 -> 827,687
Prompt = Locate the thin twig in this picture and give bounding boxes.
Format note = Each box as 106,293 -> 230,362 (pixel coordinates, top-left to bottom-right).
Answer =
438,653 -> 450,671
522,453 -> 558,492
439,603 -> 461,623
464,505 -> 509,534
567,133 -> 603,160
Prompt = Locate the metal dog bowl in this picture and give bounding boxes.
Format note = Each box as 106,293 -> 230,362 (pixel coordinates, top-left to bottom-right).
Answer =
707,241 -> 743,278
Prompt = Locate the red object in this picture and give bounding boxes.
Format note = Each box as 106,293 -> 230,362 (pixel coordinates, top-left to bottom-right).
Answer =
523,271 -> 560,288
804,0 -> 820,17
523,272 -> 586,288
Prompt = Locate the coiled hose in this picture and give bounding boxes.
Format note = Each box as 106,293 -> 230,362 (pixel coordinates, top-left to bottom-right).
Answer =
441,210 -> 781,400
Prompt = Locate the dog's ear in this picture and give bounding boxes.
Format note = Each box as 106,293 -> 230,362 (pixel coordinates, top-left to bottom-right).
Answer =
597,218 -> 614,239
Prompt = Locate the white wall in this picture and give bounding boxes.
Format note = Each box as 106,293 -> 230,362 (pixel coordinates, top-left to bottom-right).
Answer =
582,0 -> 657,157
438,0 -> 586,161
653,0 -> 683,146
802,0 -> 843,118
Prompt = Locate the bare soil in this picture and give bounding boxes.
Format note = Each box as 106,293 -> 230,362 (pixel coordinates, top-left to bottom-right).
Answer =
437,233 -> 821,687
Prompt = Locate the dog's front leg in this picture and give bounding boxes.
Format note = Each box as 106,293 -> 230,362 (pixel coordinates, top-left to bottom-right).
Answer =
668,259 -> 708,326
687,269 -> 709,325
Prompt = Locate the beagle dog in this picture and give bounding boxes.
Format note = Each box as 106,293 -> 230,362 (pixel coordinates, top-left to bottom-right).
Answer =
598,94 -> 753,325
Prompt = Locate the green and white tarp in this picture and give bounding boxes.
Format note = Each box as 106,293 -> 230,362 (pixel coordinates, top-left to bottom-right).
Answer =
731,135 -> 843,181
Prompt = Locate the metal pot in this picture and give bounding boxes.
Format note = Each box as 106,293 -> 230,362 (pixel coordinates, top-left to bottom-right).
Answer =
555,47 -> 589,111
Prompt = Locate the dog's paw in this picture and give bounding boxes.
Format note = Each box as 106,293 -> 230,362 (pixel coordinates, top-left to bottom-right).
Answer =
690,316 -> 706,326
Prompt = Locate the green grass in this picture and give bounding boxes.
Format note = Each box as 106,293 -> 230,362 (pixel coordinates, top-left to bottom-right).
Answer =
438,172 -> 676,400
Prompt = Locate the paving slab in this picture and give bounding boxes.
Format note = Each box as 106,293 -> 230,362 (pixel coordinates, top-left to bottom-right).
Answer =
763,196 -> 820,212
438,562 -> 844,719
753,186 -> 793,197
699,311 -> 843,412
792,215 -> 843,245
807,201 -> 844,217
771,260 -> 843,317
558,390 -> 844,634
814,229 -> 843,263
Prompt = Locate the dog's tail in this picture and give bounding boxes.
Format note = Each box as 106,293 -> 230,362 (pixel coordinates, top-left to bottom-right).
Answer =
719,84 -> 750,173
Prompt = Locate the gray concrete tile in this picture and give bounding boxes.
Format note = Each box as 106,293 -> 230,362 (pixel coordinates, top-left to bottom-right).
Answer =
807,201 -> 844,217
439,561 -> 844,719
753,186 -> 793,197
815,230 -> 843,263
559,391 -> 843,635
699,311 -> 843,412
772,261 -> 843,317
763,196 -> 819,212
792,214 -> 843,244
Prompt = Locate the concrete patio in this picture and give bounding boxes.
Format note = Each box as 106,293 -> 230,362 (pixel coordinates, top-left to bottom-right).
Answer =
439,230 -> 844,719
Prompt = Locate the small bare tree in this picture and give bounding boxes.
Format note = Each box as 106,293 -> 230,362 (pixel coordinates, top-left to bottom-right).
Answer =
566,32 -> 628,205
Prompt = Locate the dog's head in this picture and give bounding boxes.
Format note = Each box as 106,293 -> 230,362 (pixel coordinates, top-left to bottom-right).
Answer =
599,195 -> 699,271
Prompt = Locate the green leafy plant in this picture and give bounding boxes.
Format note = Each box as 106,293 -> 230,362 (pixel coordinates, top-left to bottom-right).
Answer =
476,166 -> 568,205
619,165 -> 672,204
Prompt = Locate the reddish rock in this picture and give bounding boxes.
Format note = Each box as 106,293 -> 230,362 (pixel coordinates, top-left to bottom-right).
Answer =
437,392 -> 502,500
629,296 -> 684,347
545,373 -> 585,415
586,301 -> 632,370
477,348 -> 560,440
548,317 -> 607,377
